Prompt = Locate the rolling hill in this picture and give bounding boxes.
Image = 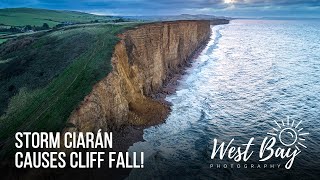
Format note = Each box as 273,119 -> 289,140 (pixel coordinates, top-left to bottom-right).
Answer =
0,8 -> 117,27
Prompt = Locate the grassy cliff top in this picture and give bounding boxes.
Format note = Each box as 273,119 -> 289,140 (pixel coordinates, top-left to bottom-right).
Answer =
0,23 -> 138,157
0,8 -> 116,27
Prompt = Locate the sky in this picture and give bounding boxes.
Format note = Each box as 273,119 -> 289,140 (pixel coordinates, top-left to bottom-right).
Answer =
0,0 -> 320,18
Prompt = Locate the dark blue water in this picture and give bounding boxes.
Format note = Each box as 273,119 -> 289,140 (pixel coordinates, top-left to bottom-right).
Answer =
128,20 -> 320,179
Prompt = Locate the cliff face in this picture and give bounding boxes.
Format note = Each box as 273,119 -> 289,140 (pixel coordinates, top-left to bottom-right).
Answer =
65,20 -> 211,133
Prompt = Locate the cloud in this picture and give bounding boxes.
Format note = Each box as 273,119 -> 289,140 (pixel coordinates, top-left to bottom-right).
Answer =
0,0 -> 320,16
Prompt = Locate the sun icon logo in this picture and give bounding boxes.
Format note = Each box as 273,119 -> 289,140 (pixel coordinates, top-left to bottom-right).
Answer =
268,117 -> 309,151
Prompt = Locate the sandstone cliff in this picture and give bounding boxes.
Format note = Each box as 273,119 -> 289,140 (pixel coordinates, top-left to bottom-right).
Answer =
65,20 -> 212,134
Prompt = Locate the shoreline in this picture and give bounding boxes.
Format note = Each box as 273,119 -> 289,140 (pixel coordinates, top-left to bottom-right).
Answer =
113,40 -> 209,152
114,33 -> 213,178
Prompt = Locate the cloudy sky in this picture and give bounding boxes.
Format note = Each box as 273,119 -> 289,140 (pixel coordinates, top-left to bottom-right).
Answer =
1,0 -> 320,17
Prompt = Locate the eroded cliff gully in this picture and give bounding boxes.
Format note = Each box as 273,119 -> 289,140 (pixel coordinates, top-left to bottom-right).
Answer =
64,20 -> 213,135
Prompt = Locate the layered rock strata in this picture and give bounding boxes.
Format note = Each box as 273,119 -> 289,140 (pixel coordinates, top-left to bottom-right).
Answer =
65,20 -> 212,134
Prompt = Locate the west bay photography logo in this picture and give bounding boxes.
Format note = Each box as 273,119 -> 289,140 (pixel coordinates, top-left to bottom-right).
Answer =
210,117 -> 309,169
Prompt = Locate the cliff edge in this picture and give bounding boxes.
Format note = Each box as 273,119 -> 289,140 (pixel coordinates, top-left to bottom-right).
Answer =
65,20 -> 212,134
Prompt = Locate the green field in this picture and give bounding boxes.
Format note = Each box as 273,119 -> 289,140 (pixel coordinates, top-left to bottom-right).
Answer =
0,23 -> 137,157
0,8 -> 117,27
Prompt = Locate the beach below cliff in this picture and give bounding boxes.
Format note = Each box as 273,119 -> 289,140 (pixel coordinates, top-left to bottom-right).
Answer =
109,33 -> 214,180
112,34 -> 211,152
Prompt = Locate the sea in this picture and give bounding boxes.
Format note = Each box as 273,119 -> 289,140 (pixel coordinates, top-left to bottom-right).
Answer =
127,19 -> 320,180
